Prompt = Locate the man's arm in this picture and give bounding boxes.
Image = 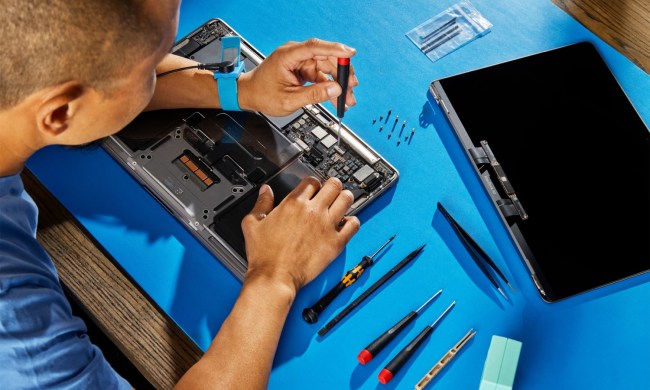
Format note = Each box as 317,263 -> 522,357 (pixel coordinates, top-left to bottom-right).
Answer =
175,178 -> 359,389
146,38 -> 358,116
164,39 -> 361,389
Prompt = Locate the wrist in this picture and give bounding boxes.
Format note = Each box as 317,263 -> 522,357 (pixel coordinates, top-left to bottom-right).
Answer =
243,266 -> 297,307
236,71 -> 254,111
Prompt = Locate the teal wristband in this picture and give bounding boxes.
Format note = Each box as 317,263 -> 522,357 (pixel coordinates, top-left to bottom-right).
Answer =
217,76 -> 241,111
214,36 -> 245,111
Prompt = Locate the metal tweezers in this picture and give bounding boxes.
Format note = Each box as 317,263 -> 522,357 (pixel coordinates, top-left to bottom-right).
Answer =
437,202 -> 514,299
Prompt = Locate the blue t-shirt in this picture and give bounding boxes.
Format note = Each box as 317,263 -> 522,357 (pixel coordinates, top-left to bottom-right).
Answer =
0,173 -> 131,389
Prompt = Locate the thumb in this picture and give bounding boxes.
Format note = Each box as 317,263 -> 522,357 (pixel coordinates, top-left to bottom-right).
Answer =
291,81 -> 342,107
248,184 -> 275,220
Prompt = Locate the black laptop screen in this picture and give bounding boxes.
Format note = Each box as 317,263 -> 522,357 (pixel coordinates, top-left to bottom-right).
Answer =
437,42 -> 649,301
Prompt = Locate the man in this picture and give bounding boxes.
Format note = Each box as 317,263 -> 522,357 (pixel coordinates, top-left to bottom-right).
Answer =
0,1 -> 360,388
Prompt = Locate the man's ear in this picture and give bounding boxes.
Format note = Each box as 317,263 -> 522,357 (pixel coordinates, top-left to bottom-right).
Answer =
36,81 -> 85,137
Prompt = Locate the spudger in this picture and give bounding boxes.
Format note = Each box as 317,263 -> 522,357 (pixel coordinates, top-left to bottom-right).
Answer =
302,234 -> 396,324
437,202 -> 513,299
414,328 -> 476,390
318,244 -> 426,337
336,57 -> 350,146
378,301 -> 456,384
357,290 -> 442,365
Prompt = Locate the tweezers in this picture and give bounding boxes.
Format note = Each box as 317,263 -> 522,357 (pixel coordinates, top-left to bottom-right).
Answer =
437,202 -> 514,299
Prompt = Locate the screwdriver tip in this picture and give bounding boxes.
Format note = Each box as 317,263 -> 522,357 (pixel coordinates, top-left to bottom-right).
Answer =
498,288 -> 508,300
507,282 -> 515,292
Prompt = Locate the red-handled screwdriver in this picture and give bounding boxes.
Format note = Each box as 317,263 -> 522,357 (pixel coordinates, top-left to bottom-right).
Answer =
378,301 -> 456,385
357,290 -> 442,365
336,57 -> 350,146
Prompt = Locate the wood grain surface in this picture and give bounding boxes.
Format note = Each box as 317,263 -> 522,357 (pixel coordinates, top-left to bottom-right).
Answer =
553,0 -> 650,73
20,1 -> 649,388
21,170 -> 203,390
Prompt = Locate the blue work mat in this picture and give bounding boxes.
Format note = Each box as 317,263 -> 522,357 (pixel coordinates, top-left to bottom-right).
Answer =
27,0 -> 649,388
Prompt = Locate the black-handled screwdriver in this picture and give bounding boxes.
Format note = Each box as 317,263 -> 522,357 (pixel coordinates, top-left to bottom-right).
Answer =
358,290 -> 442,364
378,301 -> 456,385
302,235 -> 396,324
318,244 -> 427,337
336,57 -> 350,146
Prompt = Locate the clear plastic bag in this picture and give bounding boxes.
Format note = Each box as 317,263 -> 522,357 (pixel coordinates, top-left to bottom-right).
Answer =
406,0 -> 492,63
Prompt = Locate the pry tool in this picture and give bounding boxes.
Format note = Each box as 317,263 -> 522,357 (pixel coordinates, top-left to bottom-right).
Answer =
414,328 -> 476,390
378,301 -> 456,384
302,235 -> 396,324
336,57 -> 351,146
357,290 -> 442,364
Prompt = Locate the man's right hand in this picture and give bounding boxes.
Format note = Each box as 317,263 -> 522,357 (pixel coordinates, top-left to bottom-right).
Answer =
241,176 -> 360,297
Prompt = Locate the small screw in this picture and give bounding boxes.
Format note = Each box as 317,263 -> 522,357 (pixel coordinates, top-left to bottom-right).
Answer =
388,133 -> 392,139
387,108 -> 392,115
397,140 -> 401,146
402,120 -> 406,128
379,125 -> 383,132
395,115 -> 399,122
411,127 -> 415,134
380,115 -> 384,121
372,118 -> 376,124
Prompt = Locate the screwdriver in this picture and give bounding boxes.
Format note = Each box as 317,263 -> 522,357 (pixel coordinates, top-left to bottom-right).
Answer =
318,244 -> 426,337
357,290 -> 442,365
378,301 -> 456,385
336,57 -> 351,146
302,234 -> 396,324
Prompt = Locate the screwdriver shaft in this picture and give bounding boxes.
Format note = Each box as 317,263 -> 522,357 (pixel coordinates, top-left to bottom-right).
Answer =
357,290 -> 442,365
378,301 -> 456,384
318,244 -> 426,337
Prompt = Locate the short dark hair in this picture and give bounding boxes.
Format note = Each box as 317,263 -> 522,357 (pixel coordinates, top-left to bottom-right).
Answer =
0,0 -> 162,109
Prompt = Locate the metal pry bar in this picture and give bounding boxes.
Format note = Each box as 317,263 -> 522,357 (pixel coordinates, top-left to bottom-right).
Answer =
414,328 -> 476,390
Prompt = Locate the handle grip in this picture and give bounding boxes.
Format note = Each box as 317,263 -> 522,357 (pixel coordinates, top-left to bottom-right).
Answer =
336,58 -> 350,118
358,311 -> 417,364
378,326 -> 433,384
302,282 -> 346,324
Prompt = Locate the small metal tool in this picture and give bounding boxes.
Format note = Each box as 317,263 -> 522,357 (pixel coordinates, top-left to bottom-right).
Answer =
378,301 -> 456,384
336,57 -> 351,146
358,290 -> 442,364
414,328 -> 476,390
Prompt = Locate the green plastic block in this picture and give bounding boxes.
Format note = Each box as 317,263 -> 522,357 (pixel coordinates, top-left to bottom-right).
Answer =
479,335 -> 522,390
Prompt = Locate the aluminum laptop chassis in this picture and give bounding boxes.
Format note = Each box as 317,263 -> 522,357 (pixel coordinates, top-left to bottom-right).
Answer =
103,19 -> 399,281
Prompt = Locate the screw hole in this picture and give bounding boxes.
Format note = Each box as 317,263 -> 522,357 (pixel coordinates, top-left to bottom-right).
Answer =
183,175 -> 189,180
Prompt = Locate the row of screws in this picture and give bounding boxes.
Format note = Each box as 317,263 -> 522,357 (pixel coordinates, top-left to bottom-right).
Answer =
373,108 -> 416,146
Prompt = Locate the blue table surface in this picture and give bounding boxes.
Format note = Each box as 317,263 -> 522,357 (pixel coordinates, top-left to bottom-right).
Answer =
27,0 -> 650,389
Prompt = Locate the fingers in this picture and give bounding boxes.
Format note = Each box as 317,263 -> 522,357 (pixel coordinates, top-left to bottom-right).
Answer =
286,82 -> 342,108
338,216 -> 361,241
288,176 -> 322,200
283,38 -> 356,66
243,184 -> 275,227
313,177 -> 344,208
329,189 -> 354,220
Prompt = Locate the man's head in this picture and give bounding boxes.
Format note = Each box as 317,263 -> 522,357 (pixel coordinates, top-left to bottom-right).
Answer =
0,0 -> 180,153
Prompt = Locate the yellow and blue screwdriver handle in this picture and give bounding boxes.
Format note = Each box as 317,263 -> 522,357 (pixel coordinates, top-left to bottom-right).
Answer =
302,235 -> 396,324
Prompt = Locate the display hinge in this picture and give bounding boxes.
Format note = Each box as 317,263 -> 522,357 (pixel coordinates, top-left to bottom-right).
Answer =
470,140 -> 528,220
